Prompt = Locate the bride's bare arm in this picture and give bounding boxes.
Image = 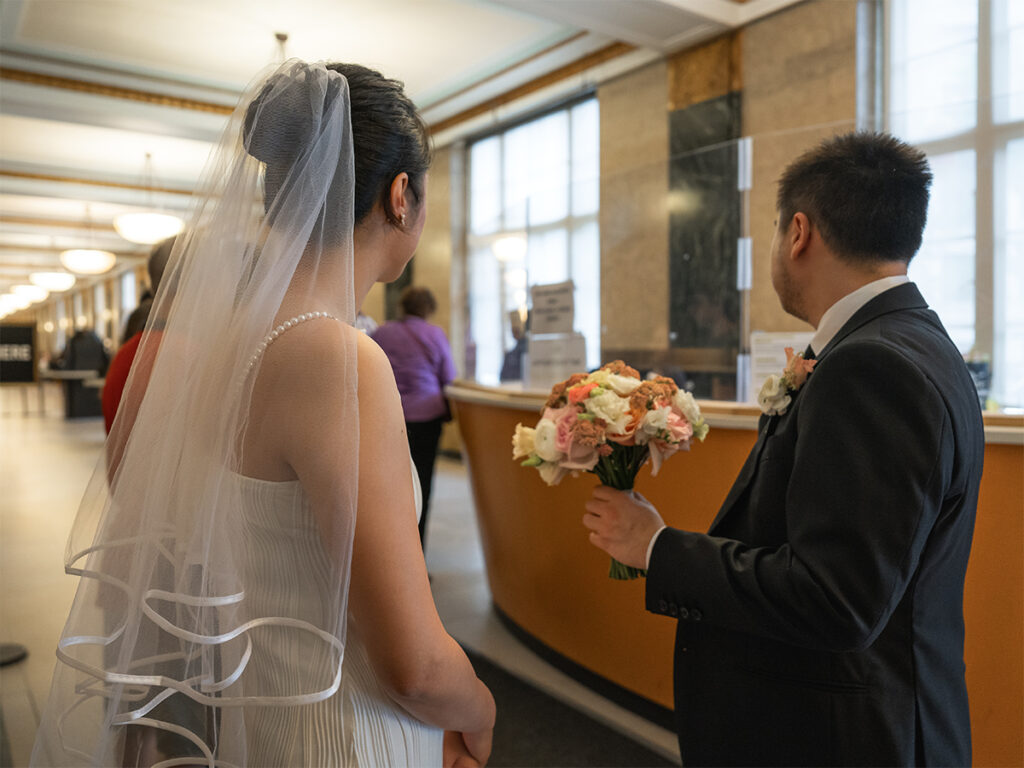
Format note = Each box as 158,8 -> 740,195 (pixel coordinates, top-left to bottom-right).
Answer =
271,323 -> 494,746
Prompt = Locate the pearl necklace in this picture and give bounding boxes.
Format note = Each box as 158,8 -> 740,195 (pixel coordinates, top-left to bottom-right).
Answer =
245,311 -> 339,374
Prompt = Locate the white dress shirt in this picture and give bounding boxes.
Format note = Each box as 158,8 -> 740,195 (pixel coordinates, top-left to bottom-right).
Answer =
644,274 -> 911,569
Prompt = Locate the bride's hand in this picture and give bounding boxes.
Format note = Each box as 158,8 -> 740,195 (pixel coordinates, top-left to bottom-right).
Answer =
443,730 -> 482,768
462,726 -> 493,766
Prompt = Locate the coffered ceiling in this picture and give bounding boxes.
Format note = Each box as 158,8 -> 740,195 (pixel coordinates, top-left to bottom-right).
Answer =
0,0 -> 799,319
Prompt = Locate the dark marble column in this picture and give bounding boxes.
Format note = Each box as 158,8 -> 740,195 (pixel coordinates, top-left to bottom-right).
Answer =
668,92 -> 742,399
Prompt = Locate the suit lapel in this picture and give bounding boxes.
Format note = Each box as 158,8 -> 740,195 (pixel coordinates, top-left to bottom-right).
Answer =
710,418 -> 772,530
708,282 -> 929,534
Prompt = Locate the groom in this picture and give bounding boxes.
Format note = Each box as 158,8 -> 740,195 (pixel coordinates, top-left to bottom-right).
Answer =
584,132 -> 984,766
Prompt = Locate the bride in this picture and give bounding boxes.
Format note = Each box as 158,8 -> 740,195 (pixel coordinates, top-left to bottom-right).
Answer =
31,60 -> 495,767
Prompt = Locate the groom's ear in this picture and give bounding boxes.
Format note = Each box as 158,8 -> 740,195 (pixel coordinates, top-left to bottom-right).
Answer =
789,212 -> 812,259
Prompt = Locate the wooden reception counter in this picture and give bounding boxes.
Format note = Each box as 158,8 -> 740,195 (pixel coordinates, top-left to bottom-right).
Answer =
448,381 -> 1024,767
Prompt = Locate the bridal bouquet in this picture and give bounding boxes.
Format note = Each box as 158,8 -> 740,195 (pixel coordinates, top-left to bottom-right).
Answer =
512,360 -> 709,579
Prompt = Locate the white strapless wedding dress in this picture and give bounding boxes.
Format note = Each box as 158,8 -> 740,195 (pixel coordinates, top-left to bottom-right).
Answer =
233,458 -> 443,767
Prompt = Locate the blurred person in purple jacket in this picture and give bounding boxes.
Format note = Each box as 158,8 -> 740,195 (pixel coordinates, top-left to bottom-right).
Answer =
372,286 -> 456,549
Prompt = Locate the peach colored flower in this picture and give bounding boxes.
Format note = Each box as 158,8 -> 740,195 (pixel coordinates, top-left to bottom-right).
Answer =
782,346 -> 817,389
568,381 -> 599,404
545,372 -> 589,409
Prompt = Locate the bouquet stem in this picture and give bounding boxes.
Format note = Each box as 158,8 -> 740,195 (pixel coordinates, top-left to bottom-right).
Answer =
593,447 -> 649,580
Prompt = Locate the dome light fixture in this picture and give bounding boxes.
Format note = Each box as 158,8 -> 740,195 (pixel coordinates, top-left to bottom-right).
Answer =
60,248 -> 118,275
0,293 -> 32,314
113,153 -> 185,245
12,284 -> 49,303
30,271 -> 76,292
113,211 -> 185,244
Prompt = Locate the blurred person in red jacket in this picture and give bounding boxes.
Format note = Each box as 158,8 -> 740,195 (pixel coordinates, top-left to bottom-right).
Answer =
101,237 -> 174,433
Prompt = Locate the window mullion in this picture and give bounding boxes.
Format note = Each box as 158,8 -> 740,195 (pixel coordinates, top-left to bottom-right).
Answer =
975,0 -> 995,358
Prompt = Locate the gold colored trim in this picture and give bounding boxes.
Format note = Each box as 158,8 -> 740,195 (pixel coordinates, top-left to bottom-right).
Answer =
0,215 -> 116,231
0,169 -> 193,196
667,31 -> 742,112
0,67 -> 234,115
429,42 -> 636,135
0,243 -> 143,257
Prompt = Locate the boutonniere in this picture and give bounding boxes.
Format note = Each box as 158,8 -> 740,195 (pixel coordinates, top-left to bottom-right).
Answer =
758,347 -> 817,416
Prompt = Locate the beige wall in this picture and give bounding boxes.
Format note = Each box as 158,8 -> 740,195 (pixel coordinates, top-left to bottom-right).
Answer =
743,0 -> 859,334
430,0 -> 860,381
598,60 -> 670,351
361,146 -> 453,334
415,146 -> 453,337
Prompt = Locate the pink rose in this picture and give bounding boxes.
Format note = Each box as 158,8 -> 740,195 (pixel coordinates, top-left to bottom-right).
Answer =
545,405 -> 579,453
649,439 -> 681,476
560,440 -> 600,471
664,410 -> 694,444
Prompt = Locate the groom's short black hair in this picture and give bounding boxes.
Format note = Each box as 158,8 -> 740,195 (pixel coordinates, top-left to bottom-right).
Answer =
776,131 -> 933,265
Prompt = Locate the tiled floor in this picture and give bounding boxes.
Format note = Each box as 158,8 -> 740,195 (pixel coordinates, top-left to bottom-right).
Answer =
0,382 -> 679,766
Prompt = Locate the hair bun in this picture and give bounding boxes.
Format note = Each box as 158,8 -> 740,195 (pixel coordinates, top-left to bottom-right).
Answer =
242,68 -> 315,170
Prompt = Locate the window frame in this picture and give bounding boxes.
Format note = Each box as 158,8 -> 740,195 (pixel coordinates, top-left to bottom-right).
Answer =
884,0 -> 1024,405
465,93 -> 601,384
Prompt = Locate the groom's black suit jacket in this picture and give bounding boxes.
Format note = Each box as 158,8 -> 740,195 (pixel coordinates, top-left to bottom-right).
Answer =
646,283 -> 984,767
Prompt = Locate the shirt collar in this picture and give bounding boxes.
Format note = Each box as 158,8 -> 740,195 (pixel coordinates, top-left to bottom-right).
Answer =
810,275 -> 909,355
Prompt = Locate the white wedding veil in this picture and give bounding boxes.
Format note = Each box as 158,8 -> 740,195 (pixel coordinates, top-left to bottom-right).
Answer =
32,59 -> 362,767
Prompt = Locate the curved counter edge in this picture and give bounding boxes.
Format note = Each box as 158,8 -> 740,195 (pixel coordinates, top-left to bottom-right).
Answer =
447,382 -> 1024,443
449,381 -> 1024,767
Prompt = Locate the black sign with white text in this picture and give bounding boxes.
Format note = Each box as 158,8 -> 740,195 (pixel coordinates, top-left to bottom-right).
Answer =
0,324 -> 36,383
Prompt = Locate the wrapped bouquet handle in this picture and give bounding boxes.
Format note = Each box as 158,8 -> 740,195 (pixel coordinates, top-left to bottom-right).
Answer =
513,361 -> 708,580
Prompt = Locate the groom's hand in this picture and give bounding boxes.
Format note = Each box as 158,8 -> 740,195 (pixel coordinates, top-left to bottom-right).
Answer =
583,487 -> 665,569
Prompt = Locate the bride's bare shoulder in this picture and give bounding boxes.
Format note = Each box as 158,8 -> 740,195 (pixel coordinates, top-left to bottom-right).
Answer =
263,318 -> 395,393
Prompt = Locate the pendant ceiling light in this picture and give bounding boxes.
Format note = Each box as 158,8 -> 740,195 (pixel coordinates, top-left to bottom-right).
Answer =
60,205 -> 117,274
11,284 -> 49,303
29,271 -> 76,292
0,293 -> 32,315
113,153 -> 185,245
60,248 -> 118,275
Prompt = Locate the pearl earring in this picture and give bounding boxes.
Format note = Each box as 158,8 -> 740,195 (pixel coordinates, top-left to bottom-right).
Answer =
400,213 -> 407,226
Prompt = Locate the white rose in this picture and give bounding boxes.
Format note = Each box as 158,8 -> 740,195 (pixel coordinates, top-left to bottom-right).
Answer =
533,418 -> 564,463
757,374 -> 792,416
635,406 -> 671,444
584,390 -> 632,434
537,461 -> 569,486
604,373 -> 642,396
512,423 -> 536,460
672,389 -> 702,425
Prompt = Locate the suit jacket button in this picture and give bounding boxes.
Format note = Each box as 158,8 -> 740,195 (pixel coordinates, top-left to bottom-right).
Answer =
668,603 -> 679,616
691,609 -> 702,621
679,607 -> 689,620
658,599 -> 668,613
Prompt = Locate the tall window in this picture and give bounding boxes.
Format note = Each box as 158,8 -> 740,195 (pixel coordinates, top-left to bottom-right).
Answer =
93,282 -> 108,343
467,98 -> 600,385
120,270 -> 137,339
888,0 -> 1024,408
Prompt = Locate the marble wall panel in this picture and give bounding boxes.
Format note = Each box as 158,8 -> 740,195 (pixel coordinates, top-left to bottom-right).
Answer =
598,61 -> 670,352
742,0 -> 859,335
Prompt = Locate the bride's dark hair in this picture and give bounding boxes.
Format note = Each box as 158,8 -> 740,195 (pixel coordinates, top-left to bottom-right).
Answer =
243,61 -> 432,227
